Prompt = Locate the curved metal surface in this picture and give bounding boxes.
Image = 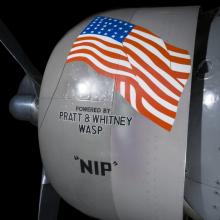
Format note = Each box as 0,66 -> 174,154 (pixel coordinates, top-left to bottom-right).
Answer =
9,76 -> 39,125
9,95 -> 38,126
185,9 -> 220,220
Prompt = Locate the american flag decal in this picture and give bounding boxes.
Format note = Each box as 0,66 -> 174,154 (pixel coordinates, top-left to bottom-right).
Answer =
66,16 -> 191,131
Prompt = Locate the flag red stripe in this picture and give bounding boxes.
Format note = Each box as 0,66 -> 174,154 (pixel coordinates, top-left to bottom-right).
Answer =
67,49 -> 132,73
75,36 -> 123,50
134,25 -> 159,37
70,41 -> 128,61
165,42 -> 189,54
169,71 -> 189,79
114,80 -> 120,93
125,82 -> 130,103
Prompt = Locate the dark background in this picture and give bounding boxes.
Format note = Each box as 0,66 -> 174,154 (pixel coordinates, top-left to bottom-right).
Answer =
0,1 -> 219,219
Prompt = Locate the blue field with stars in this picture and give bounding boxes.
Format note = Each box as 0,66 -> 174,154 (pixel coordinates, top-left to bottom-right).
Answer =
80,16 -> 134,43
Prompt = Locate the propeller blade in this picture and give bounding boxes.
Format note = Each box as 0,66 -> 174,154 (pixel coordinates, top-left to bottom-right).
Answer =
0,19 -> 42,97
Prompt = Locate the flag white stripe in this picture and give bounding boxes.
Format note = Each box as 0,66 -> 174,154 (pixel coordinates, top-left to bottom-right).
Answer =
130,84 -> 137,111
68,53 -> 137,80
124,42 -> 184,92
69,45 -> 132,69
73,39 -> 126,56
78,34 -> 122,46
142,98 -> 175,125
132,29 -> 167,49
127,55 -> 180,101
126,35 -> 170,67
170,62 -> 191,73
136,76 -> 178,112
178,78 -> 188,84
168,50 -> 191,59
120,82 -> 125,98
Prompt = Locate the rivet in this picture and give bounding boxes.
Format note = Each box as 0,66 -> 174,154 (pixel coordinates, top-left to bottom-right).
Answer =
212,205 -> 217,209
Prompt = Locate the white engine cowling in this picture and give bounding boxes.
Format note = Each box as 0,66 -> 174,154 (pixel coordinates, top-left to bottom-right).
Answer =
38,7 -> 199,220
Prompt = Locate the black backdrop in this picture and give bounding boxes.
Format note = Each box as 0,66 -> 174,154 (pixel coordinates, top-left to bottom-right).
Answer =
0,1 -> 219,219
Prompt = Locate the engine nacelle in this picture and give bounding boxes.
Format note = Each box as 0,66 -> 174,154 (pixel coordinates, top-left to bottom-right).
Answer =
38,6 -> 199,220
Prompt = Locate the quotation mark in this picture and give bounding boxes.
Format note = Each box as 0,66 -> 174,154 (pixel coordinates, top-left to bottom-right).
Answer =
74,155 -> 79,160
113,161 -> 118,166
